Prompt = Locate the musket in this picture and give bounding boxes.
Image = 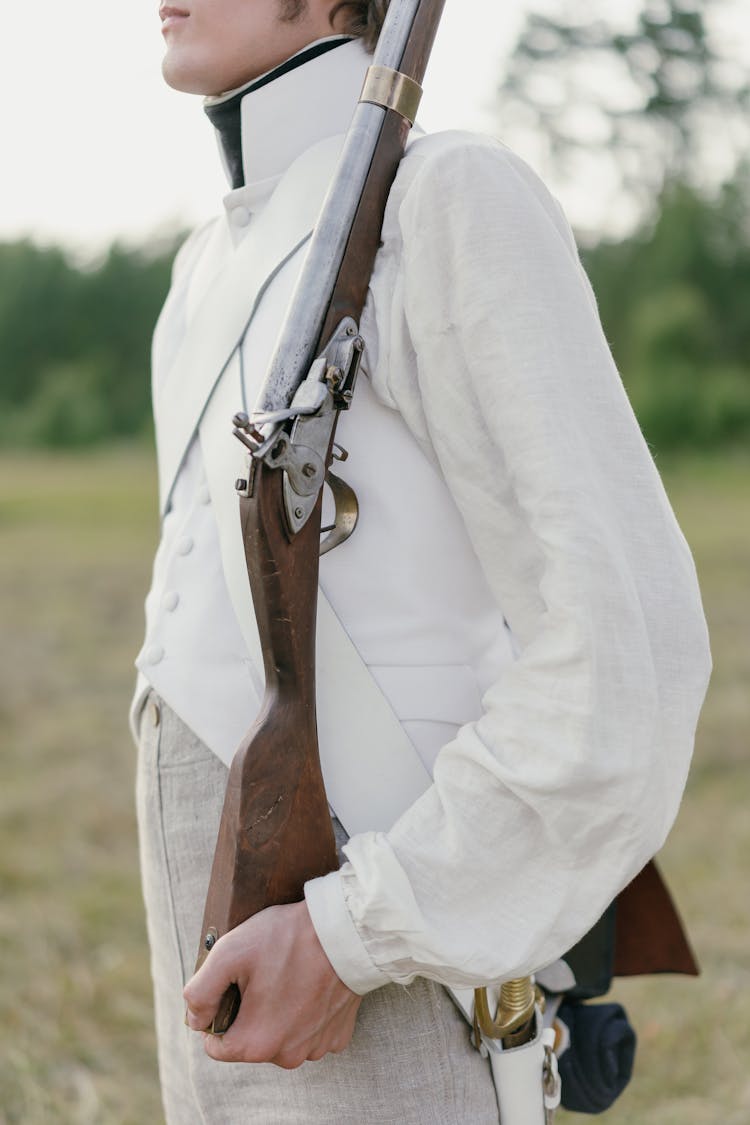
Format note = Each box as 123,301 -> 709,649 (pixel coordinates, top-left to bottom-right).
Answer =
192,0 -> 448,1034
193,0 -> 698,1038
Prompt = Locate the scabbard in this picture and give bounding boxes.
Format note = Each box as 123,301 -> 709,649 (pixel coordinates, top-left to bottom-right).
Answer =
614,859 -> 698,977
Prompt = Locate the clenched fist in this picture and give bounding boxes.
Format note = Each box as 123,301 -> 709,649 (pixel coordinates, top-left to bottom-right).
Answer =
183,901 -> 362,1069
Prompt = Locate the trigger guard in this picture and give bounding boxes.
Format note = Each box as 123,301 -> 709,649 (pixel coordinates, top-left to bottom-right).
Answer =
320,471 -> 359,555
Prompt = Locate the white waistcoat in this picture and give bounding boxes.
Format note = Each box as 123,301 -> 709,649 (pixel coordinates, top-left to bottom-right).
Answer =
133,42 -> 515,830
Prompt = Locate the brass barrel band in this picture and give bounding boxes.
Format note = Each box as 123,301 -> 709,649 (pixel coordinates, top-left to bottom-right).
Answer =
359,65 -> 423,125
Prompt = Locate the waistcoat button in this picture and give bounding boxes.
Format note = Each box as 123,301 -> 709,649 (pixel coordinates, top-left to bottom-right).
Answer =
197,484 -> 211,505
176,535 -> 194,556
162,591 -> 179,612
145,644 -> 165,665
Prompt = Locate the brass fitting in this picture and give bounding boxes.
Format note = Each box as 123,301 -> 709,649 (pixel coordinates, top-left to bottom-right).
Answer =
474,977 -> 537,1048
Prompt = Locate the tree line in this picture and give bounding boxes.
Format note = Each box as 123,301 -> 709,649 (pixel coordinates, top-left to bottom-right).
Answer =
1,167 -> 748,453
1,0 -> 748,453
0,238 -> 176,448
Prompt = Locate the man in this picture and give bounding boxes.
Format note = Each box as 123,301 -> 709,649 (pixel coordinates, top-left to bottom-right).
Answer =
133,0 -> 711,1120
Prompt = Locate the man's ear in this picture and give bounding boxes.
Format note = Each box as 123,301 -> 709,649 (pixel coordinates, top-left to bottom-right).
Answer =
327,1 -> 356,36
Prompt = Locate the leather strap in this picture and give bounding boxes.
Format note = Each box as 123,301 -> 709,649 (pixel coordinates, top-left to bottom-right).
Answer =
155,133 -> 348,515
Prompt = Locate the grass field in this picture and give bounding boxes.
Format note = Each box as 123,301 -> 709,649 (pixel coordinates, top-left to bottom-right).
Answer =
0,448 -> 747,1124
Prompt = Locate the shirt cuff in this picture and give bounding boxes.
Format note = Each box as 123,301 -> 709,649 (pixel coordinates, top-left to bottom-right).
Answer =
304,868 -> 391,995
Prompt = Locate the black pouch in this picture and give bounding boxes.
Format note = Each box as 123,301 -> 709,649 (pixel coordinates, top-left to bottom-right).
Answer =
553,900 -> 635,1114
555,998 -> 637,1114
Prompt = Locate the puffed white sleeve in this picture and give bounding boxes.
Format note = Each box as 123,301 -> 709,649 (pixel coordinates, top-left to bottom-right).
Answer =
304,135 -> 711,994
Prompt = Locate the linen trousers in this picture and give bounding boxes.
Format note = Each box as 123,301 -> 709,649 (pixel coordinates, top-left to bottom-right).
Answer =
136,692 -> 500,1124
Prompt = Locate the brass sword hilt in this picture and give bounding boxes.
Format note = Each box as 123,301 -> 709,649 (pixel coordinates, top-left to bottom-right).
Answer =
473,977 -> 537,1050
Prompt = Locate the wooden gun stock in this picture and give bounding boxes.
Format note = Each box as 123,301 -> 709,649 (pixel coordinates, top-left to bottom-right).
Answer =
192,0 -> 447,1032
194,463 -> 338,1032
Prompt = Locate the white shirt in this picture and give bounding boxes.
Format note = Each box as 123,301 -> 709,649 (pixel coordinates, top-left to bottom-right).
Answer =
305,127 -> 712,991
136,40 -> 711,995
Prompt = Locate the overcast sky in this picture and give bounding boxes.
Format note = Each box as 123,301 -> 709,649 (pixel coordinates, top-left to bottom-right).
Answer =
2,0 -> 747,253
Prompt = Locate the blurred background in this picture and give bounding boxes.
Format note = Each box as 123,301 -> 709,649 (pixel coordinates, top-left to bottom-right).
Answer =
1,1 -> 748,1121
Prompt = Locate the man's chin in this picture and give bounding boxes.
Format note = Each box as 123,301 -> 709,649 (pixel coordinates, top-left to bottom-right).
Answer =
161,54 -> 222,96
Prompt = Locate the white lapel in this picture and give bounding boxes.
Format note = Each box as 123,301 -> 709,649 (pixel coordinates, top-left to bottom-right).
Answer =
155,131 -> 346,514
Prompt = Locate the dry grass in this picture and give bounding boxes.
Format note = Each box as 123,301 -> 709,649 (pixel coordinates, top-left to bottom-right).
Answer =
0,448 -> 747,1123
0,450 -> 160,1124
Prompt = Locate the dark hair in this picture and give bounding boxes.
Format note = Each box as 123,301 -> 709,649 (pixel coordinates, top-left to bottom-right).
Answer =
329,1 -> 389,51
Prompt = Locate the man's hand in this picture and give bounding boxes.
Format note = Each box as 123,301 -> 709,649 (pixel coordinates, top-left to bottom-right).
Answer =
183,901 -> 362,1069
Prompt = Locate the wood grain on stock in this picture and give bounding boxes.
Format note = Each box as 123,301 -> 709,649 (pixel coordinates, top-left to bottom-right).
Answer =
194,462 -> 338,1032
320,110 -> 410,345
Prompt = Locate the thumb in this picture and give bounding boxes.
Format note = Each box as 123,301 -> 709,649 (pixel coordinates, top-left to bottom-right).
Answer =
183,940 -> 240,1031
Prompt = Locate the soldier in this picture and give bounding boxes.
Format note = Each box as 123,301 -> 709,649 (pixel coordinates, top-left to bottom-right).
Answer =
133,1 -> 711,1120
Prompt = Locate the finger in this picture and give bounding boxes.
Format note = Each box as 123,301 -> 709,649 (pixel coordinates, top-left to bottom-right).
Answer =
203,1030 -> 240,1063
184,942 -> 241,1031
202,1025 -> 280,1065
272,1048 -> 309,1071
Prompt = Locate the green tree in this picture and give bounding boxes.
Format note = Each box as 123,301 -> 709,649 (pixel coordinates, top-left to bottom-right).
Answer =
581,165 -> 750,448
499,0 -> 749,219
497,2 -> 750,450
0,241 -> 83,408
0,236 -> 181,447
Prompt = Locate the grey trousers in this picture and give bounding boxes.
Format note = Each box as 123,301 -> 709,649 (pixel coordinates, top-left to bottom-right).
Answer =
136,693 -> 500,1124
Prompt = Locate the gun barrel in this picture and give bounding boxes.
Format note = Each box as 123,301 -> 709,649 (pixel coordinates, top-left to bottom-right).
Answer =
255,0 -> 445,417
